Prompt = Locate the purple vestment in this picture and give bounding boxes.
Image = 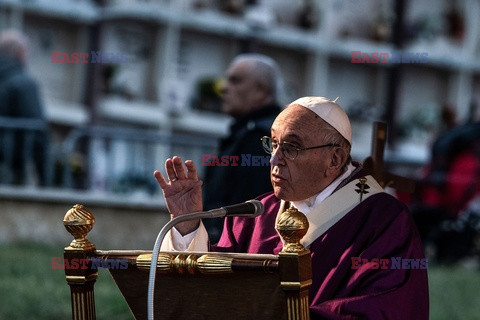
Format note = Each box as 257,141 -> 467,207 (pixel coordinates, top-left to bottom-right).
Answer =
212,172 -> 429,319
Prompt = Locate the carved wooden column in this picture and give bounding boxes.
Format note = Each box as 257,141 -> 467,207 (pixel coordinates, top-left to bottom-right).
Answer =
276,205 -> 312,320
63,204 -> 97,320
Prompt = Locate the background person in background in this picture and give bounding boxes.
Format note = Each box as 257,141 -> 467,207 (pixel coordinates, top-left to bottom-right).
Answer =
0,29 -> 49,186
409,119 -> 480,262
396,102 -> 480,263
202,53 -> 283,243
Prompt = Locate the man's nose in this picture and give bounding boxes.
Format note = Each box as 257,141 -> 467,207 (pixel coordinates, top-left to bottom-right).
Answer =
270,148 -> 284,166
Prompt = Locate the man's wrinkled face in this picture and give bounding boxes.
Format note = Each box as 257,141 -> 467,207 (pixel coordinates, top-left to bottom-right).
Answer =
270,105 -> 334,201
221,60 -> 262,117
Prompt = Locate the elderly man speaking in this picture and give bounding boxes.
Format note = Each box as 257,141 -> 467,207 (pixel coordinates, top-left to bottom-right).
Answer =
154,96 -> 429,319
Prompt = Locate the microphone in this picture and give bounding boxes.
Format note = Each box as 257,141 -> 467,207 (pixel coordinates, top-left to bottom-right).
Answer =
202,200 -> 264,218
147,200 -> 264,320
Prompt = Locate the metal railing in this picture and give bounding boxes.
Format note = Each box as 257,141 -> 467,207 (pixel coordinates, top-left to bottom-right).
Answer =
58,125 -> 218,195
0,118 -> 219,195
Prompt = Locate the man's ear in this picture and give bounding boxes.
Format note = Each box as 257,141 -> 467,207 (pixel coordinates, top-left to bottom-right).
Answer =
328,147 -> 348,173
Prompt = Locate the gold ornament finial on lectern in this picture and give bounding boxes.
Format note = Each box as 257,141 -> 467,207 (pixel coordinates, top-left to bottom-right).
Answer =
276,205 -> 309,253
63,204 -> 96,251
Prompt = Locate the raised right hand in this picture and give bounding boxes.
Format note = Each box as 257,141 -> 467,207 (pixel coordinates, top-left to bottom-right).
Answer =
154,156 -> 203,235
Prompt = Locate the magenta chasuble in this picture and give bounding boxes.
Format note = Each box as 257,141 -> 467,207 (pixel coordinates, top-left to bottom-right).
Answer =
212,172 -> 429,319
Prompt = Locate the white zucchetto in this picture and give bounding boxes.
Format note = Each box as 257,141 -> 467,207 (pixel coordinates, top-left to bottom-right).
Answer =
289,96 -> 352,145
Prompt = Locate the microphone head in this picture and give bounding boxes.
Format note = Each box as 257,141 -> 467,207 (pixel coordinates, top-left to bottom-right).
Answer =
222,200 -> 265,217
245,200 -> 264,217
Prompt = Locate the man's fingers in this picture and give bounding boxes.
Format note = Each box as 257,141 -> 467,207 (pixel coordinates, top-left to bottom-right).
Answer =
165,158 -> 177,182
154,170 -> 168,188
162,156 -> 198,183
172,156 -> 187,180
185,160 -> 199,180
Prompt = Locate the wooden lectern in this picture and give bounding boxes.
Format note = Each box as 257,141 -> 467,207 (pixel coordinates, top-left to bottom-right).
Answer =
63,204 -> 312,320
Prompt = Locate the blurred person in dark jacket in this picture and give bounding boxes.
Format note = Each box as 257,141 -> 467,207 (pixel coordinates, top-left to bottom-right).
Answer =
403,116 -> 480,262
0,29 -> 49,185
202,53 -> 283,243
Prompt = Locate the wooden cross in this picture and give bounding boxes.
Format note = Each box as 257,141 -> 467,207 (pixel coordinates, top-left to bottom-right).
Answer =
362,122 -> 416,193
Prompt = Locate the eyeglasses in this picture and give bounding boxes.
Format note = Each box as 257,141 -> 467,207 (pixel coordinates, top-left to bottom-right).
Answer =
261,136 -> 339,160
